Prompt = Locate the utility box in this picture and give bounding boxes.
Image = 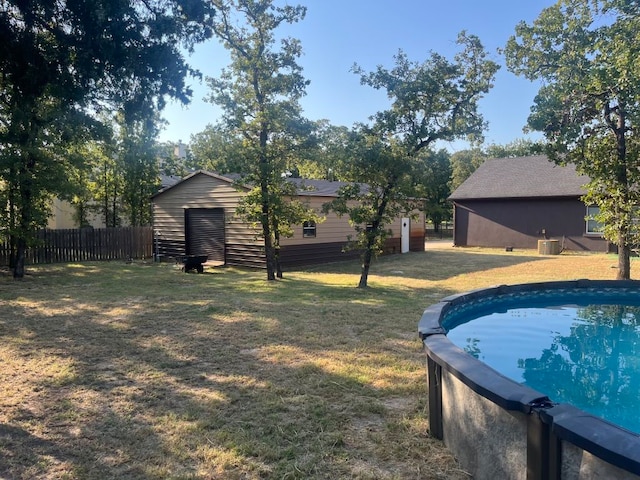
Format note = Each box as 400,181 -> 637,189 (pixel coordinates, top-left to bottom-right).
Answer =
538,239 -> 561,255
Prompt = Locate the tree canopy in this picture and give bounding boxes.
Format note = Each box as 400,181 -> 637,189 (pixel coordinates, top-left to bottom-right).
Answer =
0,0 -> 213,277
504,0 -> 640,279
324,32 -> 499,288
205,0 -> 313,280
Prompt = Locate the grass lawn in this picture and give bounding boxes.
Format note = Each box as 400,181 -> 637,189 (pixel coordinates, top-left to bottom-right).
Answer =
0,244 -> 632,479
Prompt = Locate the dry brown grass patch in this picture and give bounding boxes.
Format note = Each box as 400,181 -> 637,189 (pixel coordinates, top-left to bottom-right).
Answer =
0,247 -> 632,479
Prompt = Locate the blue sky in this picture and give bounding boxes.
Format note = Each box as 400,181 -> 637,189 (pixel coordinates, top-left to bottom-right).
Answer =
159,1 -> 556,151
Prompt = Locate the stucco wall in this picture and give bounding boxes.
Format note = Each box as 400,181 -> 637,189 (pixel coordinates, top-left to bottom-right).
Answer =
48,198 -> 108,229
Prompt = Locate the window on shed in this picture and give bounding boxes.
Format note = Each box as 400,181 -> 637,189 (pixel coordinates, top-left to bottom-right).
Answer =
303,221 -> 317,238
586,206 -> 603,235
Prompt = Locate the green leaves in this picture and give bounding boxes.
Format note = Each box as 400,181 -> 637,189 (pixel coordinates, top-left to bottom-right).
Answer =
0,0 -> 214,276
354,31 -> 499,153
205,0 -> 310,280
504,0 -> 640,278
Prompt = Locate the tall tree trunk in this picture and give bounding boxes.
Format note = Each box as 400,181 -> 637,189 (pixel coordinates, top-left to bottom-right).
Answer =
358,230 -> 379,288
614,107 -> 630,280
358,181 -> 396,288
274,220 -> 283,279
14,237 -> 27,279
618,234 -> 631,280
14,162 -> 33,279
259,171 -> 276,280
8,175 -> 17,269
258,117 -> 276,280
9,234 -> 16,270
358,246 -> 374,288
261,211 -> 276,280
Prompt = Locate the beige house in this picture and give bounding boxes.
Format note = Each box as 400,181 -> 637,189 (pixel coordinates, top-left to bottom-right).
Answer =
151,170 -> 426,268
47,198 -> 103,229
47,174 -> 182,230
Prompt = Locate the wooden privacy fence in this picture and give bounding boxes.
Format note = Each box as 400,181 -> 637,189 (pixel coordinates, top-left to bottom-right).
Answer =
0,226 -> 153,266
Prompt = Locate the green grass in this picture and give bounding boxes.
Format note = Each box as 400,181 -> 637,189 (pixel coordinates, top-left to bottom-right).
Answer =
0,244 -> 632,479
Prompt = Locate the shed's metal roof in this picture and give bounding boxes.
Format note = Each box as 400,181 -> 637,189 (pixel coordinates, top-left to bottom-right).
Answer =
449,155 -> 589,200
153,170 -> 356,199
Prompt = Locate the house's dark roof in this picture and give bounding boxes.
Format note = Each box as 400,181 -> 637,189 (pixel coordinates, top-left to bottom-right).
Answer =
449,155 -> 590,201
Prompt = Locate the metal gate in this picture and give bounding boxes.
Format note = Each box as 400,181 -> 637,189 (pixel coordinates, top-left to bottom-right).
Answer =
185,208 -> 225,263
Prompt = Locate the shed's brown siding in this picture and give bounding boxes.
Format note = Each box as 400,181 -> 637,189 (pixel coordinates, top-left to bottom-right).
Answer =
153,172 -> 426,268
453,198 -> 608,252
281,196 -> 425,252
152,173 -> 263,266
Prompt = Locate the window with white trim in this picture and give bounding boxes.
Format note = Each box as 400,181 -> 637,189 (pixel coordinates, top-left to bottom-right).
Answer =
303,221 -> 316,238
586,206 -> 603,235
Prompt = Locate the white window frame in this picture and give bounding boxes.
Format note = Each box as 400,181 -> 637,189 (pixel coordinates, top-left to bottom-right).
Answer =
302,221 -> 317,238
586,206 -> 603,235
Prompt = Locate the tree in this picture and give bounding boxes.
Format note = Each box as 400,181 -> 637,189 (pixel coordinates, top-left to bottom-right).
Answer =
0,0 -> 213,278
484,138 -> 544,159
449,148 -> 485,191
189,123 -> 251,173
296,120 -> 353,180
65,140 -> 105,228
157,142 -> 189,178
325,32 -> 499,288
206,0 -> 311,281
236,180 -> 323,278
504,0 -> 640,279
323,131 -> 419,288
413,149 -> 453,231
118,112 -> 162,227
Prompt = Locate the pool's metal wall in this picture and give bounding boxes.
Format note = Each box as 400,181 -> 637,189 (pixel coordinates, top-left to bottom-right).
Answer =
441,370 -> 528,478
420,280 -> 640,480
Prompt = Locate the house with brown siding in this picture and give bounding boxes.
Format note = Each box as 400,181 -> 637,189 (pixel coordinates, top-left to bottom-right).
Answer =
449,155 -> 609,252
152,171 -> 426,268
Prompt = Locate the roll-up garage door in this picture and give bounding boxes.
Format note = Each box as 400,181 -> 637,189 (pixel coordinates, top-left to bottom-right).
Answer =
185,208 -> 225,262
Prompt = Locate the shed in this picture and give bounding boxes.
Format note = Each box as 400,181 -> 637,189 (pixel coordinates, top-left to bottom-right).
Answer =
152,171 -> 426,268
449,155 -> 609,252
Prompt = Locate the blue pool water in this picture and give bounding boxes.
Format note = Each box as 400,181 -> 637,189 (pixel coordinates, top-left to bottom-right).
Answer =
443,293 -> 640,434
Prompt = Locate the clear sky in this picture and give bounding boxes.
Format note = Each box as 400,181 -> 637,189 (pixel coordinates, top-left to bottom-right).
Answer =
159,1 -> 556,151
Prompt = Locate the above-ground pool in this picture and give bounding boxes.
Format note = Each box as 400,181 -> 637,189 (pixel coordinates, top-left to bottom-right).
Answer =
419,280 -> 640,480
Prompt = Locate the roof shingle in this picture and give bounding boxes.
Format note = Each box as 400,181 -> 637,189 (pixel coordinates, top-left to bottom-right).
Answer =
448,155 -> 589,200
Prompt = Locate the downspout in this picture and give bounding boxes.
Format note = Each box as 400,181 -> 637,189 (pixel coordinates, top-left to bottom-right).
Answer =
452,201 -> 458,246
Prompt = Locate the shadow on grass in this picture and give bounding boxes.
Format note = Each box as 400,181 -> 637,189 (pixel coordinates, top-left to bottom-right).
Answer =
297,248 -> 547,282
0,262 -> 466,479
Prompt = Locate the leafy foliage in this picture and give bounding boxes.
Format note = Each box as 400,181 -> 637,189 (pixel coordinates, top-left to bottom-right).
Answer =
325,32 -> 498,287
413,149 -> 453,230
504,0 -> 640,279
189,123 -> 251,174
117,113 -> 162,227
449,148 -> 486,191
323,134 -> 419,288
0,0 -> 213,277
206,0 -> 313,280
